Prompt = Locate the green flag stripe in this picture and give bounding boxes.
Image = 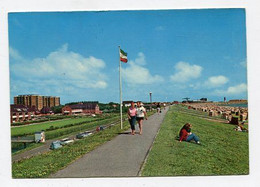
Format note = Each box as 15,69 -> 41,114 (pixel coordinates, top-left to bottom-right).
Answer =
120,49 -> 127,56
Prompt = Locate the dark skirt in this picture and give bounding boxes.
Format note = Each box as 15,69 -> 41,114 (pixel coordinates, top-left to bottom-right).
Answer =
136,117 -> 144,121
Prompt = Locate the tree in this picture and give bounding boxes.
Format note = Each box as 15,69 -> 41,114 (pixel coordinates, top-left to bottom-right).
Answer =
51,105 -> 63,114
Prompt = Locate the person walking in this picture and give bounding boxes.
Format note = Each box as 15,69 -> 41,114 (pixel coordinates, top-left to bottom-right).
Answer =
179,123 -> 200,144
157,103 -> 161,114
127,101 -> 137,135
163,103 -> 166,110
136,101 -> 148,135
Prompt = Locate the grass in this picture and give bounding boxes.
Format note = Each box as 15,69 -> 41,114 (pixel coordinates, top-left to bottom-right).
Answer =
11,115 -> 74,126
12,142 -> 44,155
12,111 -> 156,178
11,114 -> 116,137
12,121 -> 130,178
44,115 -> 121,140
11,114 -> 119,154
11,115 -> 121,154
177,105 -> 225,121
141,105 -> 249,176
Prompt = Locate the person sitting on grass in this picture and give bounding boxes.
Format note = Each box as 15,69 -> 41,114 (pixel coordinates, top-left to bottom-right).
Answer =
179,123 -> 200,144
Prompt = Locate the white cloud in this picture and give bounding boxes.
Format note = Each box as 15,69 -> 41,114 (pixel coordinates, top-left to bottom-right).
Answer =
215,83 -> 247,95
135,52 -> 146,65
240,60 -> 247,68
170,61 -> 203,83
9,47 -> 23,61
121,52 -> 163,85
226,83 -> 247,94
10,44 -> 108,89
205,75 -> 229,87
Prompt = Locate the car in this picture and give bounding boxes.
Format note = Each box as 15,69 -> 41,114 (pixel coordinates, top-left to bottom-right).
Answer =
76,131 -> 93,139
50,140 -> 62,150
60,138 -> 74,145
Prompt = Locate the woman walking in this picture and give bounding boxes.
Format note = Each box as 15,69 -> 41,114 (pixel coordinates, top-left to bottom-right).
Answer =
136,101 -> 148,135
127,101 -> 137,135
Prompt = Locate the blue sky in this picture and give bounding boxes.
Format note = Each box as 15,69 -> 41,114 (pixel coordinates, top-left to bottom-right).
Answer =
8,9 -> 247,104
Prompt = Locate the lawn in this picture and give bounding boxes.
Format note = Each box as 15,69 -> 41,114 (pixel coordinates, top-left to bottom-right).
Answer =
141,105 -> 249,176
44,115 -> 121,140
176,105 -> 225,121
11,115 -> 121,154
11,114 -> 115,137
12,110 -> 156,178
12,120 -> 130,178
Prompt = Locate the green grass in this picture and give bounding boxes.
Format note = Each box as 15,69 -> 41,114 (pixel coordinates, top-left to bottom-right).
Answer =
12,142 -> 44,155
44,115 -> 121,140
141,105 -> 249,176
11,115 -> 121,154
177,105 -> 225,121
12,111 -> 156,178
11,115 -> 116,137
11,115 -> 119,154
12,122 -> 129,178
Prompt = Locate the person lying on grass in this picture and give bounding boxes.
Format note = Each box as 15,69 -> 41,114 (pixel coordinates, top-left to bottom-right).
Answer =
234,124 -> 248,132
179,123 -> 200,144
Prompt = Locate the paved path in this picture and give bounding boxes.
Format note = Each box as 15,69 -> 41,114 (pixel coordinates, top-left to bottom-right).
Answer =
50,107 -> 169,178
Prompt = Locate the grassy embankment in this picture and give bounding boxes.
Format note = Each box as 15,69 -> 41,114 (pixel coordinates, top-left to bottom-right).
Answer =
11,114 -> 118,154
12,111 -> 156,178
11,114 -> 117,137
141,105 -> 249,176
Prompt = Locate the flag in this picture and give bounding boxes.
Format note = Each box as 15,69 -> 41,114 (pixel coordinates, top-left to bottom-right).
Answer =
120,49 -> 128,63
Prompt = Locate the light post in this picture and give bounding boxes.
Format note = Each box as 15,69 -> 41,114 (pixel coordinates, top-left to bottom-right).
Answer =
149,92 -> 152,111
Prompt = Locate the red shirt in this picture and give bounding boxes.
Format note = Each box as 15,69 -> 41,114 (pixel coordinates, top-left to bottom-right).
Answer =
179,128 -> 188,141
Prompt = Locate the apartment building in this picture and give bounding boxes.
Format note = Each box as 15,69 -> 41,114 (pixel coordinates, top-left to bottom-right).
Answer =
14,94 -> 60,111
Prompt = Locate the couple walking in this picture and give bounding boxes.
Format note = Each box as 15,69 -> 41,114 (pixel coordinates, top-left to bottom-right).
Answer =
127,101 -> 148,135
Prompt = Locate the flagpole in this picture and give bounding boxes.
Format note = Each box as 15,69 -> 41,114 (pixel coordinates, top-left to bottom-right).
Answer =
119,46 -> 123,129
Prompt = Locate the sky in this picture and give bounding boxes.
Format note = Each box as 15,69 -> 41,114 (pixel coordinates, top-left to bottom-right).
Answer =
8,9 -> 247,104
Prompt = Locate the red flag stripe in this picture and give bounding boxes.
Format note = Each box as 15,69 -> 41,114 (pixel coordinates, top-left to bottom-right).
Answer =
120,57 -> 128,63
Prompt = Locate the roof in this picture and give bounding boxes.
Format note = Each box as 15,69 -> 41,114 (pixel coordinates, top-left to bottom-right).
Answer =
66,103 -> 98,110
10,104 -> 38,113
123,101 -> 133,104
40,106 -> 53,114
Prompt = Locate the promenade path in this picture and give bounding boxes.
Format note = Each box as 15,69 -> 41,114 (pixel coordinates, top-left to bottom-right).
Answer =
50,107 -> 169,177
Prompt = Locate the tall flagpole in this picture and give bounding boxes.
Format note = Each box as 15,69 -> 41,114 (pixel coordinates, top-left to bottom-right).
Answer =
119,46 -> 123,129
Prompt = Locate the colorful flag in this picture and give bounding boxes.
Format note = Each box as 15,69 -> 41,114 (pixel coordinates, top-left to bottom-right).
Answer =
120,49 -> 128,63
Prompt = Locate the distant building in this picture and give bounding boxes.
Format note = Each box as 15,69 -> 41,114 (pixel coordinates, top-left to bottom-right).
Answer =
200,98 -> 208,102
14,94 -> 60,111
62,102 -> 102,115
10,104 -> 39,123
228,99 -> 247,103
40,106 -> 54,114
122,101 -> 133,107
